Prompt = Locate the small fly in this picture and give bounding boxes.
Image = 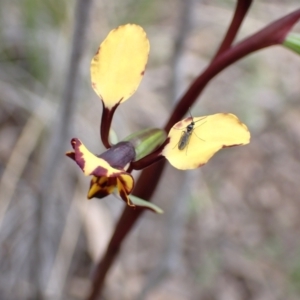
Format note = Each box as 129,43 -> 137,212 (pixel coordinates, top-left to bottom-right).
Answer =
176,109 -> 206,151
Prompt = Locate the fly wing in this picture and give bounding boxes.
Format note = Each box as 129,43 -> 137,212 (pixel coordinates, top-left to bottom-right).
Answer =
178,131 -> 191,150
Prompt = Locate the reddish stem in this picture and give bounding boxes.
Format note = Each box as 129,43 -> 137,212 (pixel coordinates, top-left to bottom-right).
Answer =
212,0 -> 253,59
87,160 -> 166,300
131,138 -> 169,170
100,102 -> 119,148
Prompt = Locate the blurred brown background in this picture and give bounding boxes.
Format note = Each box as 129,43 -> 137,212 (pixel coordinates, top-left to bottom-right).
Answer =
1,0 -> 300,299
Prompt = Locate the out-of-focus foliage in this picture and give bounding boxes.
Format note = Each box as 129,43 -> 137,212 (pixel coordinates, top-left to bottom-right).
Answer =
1,0 -> 300,300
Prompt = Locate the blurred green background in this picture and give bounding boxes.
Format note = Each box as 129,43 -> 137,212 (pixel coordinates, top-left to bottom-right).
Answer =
1,0 -> 300,299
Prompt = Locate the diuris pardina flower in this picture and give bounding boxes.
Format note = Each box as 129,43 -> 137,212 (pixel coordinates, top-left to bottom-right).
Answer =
66,139 -> 135,206
66,24 -> 250,211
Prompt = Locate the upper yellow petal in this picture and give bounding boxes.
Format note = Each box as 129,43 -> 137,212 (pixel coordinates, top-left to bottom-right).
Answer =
162,113 -> 250,170
91,24 -> 150,109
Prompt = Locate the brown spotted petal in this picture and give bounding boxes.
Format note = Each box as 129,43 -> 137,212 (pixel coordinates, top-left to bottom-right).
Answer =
68,138 -> 135,176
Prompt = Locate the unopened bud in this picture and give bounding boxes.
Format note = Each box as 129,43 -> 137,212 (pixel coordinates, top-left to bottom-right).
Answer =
283,33 -> 300,55
123,128 -> 167,161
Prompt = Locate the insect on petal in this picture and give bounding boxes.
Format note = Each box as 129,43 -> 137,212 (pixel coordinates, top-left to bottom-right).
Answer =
162,113 -> 250,170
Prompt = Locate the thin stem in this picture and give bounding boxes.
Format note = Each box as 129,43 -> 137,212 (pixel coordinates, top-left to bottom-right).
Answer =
100,102 -> 119,148
212,0 -> 253,59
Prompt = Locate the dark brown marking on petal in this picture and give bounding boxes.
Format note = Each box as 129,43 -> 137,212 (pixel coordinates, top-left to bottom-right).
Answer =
70,138 -> 87,170
141,70 -> 145,75
174,120 -> 184,129
174,118 -> 191,129
66,151 -> 75,161
88,177 -> 117,199
95,46 -> 101,55
92,165 -> 110,177
119,189 -> 127,201
198,163 -> 205,168
100,177 -> 116,188
88,189 -> 110,199
100,180 -> 108,188
71,138 -> 82,148
237,119 -> 244,126
92,177 -> 98,184
222,143 -> 243,149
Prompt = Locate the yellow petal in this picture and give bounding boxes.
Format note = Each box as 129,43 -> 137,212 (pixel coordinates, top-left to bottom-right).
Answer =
117,177 -> 134,207
118,173 -> 134,194
162,113 -> 250,170
91,24 -> 150,109
70,138 -> 123,177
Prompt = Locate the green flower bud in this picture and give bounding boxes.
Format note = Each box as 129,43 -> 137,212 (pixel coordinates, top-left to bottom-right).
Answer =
123,128 -> 167,161
283,33 -> 300,55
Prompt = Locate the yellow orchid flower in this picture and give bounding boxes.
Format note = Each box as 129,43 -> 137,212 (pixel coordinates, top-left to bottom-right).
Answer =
67,138 -> 135,206
67,24 -> 250,211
